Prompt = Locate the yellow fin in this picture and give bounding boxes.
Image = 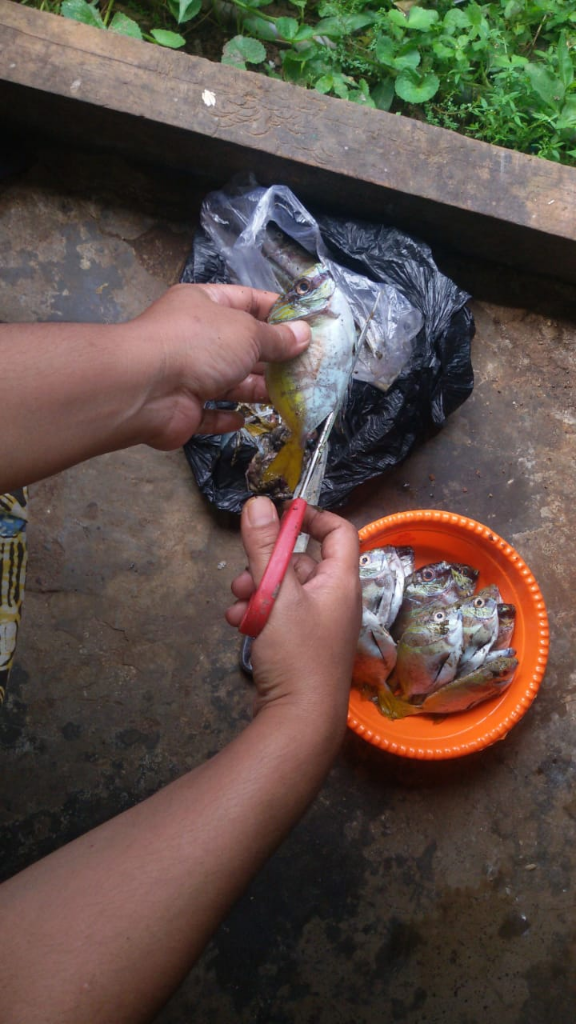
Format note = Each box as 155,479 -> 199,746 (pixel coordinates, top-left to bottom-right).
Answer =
375,689 -> 422,721
262,437 -> 304,493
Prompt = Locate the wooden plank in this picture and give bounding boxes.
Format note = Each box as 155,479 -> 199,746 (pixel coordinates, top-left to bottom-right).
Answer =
1,0 -> 575,282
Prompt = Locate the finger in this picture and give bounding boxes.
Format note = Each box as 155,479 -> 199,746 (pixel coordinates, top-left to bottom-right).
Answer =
240,496 -> 281,586
225,600 -> 248,628
197,283 -> 311,363
197,283 -> 280,321
195,409 -> 245,435
216,374 -> 269,406
302,506 -> 360,576
292,553 -> 317,585
231,570 -> 255,601
253,318 -> 311,365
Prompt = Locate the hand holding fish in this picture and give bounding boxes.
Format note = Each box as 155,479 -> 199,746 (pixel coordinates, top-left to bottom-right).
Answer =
226,497 -> 362,732
0,283 -> 310,492
131,283 -> 312,448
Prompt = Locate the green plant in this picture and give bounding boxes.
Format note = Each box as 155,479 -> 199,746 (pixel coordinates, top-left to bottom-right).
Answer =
17,0 -> 576,166
58,0 -> 203,47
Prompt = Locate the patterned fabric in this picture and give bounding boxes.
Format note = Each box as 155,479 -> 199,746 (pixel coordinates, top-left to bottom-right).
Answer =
0,489 -> 28,704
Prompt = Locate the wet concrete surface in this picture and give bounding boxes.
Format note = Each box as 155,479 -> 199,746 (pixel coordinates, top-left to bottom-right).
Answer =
1,147 -> 575,1023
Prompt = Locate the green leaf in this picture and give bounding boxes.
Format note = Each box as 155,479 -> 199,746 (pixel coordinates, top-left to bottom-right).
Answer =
222,35 -> 266,68
374,35 -> 395,66
432,38 -> 455,61
557,32 -> 574,90
332,75 -> 349,100
387,10 -> 408,29
442,9 -> 469,35
395,68 -> 439,103
60,0 -> 105,29
314,14 -> 375,39
281,50 -> 308,82
526,65 -> 564,112
314,75 -> 333,94
276,17 -> 299,41
168,0 -> 200,23
243,15 -> 278,42
557,96 -> 576,131
150,29 -> 187,48
179,0 -> 201,24
292,25 -> 314,42
371,78 -> 395,111
109,12 -> 142,38
406,7 -> 439,32
393,49 -> 420,72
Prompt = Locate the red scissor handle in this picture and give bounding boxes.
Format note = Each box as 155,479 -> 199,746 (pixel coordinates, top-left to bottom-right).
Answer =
238,498 -> 307,638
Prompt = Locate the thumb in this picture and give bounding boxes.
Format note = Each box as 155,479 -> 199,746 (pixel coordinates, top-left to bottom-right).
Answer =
253,318 -> 311,364
241,497 -> 281,585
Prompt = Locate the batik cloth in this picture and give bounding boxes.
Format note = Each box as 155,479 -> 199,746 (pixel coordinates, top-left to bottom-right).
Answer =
0,488 -> 28,704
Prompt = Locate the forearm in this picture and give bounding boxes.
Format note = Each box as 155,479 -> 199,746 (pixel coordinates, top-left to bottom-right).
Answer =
0,321 -> 152,490
0,702 -> 345,1024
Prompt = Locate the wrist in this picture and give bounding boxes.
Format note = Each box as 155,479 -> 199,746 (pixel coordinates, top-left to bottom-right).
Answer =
253,692 -> 349,762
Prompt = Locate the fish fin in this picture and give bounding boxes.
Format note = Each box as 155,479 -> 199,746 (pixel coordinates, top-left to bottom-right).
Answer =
374,689 -> 422,721
262,436 -> 304,493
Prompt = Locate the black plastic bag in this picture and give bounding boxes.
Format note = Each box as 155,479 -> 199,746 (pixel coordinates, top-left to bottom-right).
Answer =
182,180 -> 474,513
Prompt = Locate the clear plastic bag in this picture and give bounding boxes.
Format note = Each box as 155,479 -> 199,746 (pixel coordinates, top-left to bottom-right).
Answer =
182,179 -> 474,512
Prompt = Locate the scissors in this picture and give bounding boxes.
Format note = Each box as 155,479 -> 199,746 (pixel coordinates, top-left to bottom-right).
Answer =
238,291 -> 380,640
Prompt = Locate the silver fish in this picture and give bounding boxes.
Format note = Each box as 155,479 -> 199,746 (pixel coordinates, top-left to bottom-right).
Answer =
392,561 -> 479,640
263,265 -> 357,492
494,603 -> 516,650
391,605 -> 463,700
417,654 -> 518,715
376,654 -> 518,719
355,608 -> 397,688
457,589 -> 500,674
359,546 -> 413,628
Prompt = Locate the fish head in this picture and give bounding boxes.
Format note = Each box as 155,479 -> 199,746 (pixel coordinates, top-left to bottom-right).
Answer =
460,592 -> 499,626
497,603 -> 516,628
403,605 -> 462,649
267,266 -> 335,324
477,583 -> 502,603
359,547 -> 396,581
450,563 -> 480,598
405,562 -> 455,604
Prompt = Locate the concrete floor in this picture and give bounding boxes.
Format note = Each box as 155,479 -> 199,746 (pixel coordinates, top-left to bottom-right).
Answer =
1,147 -> 575,1023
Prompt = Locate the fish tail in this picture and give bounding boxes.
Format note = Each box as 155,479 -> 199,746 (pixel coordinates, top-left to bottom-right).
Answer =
262,436 -> 304,493
375,688 -> 422,721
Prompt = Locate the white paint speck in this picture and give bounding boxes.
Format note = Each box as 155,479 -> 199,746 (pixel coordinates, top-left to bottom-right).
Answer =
70,79 -> 82,95
202,89 -> 216,107
217,561 -> 227,570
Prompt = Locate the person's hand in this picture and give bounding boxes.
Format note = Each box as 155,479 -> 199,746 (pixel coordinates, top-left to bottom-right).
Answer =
128,283 -> 310,449
226,498 -> 362,733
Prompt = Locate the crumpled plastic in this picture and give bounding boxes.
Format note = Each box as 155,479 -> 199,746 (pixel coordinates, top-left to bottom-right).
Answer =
181,179 -> 474,513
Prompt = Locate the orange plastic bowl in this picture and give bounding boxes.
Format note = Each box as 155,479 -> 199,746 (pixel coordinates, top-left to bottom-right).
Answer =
348,510 -> 549,760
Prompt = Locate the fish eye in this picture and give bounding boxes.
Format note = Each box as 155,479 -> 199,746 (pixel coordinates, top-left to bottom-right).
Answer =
474,597 -> 485,608
432,610 -> 446,623
359,554 -> 370,566
294,279 -> 312,296
422,568 -> 435,582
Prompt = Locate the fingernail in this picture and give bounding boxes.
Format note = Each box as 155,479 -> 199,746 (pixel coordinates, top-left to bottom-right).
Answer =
288,320 -> 311,348
246,497 -> 276,526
